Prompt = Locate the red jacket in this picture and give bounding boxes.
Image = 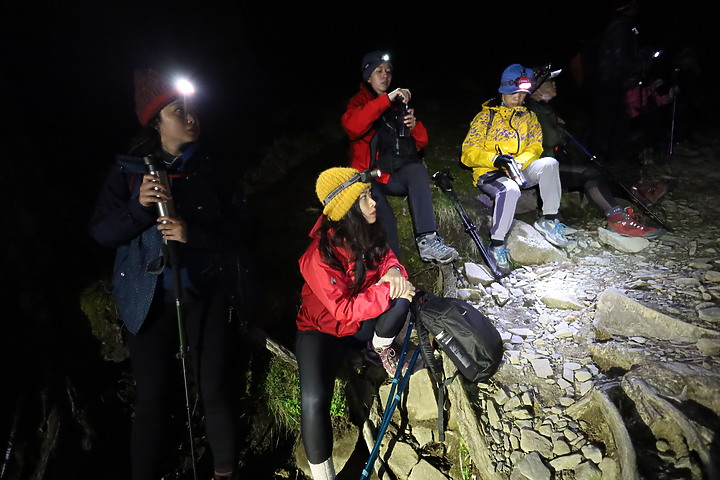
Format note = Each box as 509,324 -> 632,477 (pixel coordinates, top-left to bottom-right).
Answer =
296,216 -> 408,337
341,84 -> 429,184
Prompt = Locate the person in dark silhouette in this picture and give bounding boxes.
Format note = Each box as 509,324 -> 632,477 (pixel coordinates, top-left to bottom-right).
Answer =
89,68 -> 253,480
586,0 -> 643,166
341,50 -> 458,264
525,67 -> 664,239
295,167 -> 416,479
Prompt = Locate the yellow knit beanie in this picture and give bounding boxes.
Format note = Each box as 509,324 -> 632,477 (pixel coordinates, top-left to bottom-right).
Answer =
316,167 -> 370,221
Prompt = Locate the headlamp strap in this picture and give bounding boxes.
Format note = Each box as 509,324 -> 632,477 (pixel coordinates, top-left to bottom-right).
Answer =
323,173 -> 361,206
322,169 -> 379,206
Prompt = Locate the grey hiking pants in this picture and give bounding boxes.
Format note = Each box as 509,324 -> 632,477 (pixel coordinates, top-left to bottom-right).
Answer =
477,156 -> 562,242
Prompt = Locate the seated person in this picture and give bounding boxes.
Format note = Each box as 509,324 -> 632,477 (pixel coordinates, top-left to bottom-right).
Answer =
296,167 -> 416,479
461,63 -> 573,273
525,66 -> 665,239
341,50 -> 458,264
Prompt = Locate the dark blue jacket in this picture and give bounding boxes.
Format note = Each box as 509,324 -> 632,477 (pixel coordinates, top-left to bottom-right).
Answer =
89,144 -> 254,334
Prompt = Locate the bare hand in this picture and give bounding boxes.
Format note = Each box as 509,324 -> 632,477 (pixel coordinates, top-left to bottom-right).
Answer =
388,88 -> 411,103
157,215 -> 187,243
139,174 -> 172,208
377,268 -> 415,300
404,108 -> 417,130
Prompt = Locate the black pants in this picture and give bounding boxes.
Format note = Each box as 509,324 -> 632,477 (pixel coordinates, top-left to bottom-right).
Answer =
371,162 -> 438,257
559,162 -> 618,215
126,292 -> 237,480
296,298 -> 409,464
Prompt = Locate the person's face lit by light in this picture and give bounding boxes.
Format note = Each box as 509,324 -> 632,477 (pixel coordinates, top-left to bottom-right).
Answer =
369,62 -> 393,95
502,92 -> 527,108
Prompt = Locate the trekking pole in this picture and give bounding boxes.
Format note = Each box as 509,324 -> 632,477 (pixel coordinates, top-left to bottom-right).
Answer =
0,393 -> 23,480
432,170 -> 503,279
360,317 -> 422,480
559,127 -> 673,232
668,68 -> 681,156
668,95 -> 677,156
144,157 -> 198,480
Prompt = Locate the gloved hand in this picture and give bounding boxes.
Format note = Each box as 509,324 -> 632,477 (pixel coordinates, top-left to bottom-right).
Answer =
493,154 -> 514,169
493,154 -> 527,187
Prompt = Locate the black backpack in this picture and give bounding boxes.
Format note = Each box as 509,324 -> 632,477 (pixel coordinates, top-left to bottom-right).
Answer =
370,102 -> 421,173
412,291 -> 504,440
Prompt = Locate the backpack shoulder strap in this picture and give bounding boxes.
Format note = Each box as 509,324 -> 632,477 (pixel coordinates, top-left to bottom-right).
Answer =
485,108 -> 496,137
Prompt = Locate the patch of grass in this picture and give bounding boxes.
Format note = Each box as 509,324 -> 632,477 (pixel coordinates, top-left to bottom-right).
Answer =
458,438 -> 480,480
264,356 -> 349,435
79,278 -> 127,363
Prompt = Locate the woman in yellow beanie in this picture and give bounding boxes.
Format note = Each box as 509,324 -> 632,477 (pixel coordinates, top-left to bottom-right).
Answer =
295,167 -> 416,479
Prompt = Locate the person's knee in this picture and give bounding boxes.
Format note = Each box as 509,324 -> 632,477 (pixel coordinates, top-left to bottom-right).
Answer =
538,157 -> 559,171
301,385 -> 330,411
504,182 -> 521,201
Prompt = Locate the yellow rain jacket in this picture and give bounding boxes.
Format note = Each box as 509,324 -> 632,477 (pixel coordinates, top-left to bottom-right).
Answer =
461,99 -> 544,184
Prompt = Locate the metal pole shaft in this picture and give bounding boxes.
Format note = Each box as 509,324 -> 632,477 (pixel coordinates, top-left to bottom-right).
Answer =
168,241 -> 198,480
145,156 -> 199,479
669,96 -> 677,156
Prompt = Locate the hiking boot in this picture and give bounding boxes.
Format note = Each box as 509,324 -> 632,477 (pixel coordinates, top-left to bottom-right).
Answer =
366,341 -> 407,377
631,183 -> 668,206
607,208 -> 665,239
490,246 -> 511,274
533,218 -> 570,248
416,232 -> 459,264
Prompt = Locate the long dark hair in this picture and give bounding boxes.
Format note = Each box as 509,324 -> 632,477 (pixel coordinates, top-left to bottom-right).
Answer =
318,199 -> 389,291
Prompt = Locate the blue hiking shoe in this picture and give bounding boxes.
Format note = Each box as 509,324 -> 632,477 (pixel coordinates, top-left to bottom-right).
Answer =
490,246 -> 511,274
534,218 -> 570,248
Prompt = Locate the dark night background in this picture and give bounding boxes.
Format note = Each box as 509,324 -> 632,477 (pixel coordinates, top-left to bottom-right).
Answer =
0,1 -> 717,478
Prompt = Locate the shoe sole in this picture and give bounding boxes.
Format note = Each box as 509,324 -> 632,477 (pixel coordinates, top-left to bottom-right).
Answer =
420,253 -> 459,264
611,229 -> 666,240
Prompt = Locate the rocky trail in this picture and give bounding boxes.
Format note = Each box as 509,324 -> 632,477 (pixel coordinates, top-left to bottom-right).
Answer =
314,131 -> 720,480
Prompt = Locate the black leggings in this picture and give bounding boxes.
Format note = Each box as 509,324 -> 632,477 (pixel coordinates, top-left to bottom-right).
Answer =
296,298 -> 409,464
126,293 -> 237,480
559,162 -> 618,215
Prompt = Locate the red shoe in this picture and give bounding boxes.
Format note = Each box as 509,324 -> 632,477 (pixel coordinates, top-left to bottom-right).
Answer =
607,209 -> 665,239
631,183 -> 668,206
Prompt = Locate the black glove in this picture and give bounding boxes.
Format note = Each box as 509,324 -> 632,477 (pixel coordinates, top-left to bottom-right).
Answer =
493,154 -> 514,169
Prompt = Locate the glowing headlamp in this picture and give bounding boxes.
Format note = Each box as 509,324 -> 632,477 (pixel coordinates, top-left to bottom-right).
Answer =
516,77 -> 533,90
362,53 -> 392,74
175,78 -> 195,96
500,65 -> 533,92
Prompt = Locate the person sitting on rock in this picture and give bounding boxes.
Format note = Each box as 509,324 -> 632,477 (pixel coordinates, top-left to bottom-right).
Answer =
295,167 -> 416,479
341,50 -> 458,264
524,66 -> 665,240
461,63 -> 574,274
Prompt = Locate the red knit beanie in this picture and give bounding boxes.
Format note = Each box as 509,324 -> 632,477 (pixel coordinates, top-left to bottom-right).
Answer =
133,69 -> 177,126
